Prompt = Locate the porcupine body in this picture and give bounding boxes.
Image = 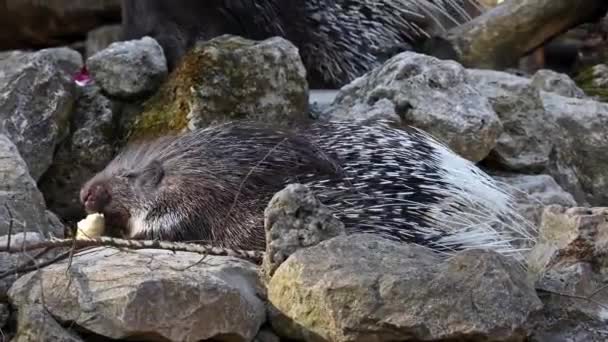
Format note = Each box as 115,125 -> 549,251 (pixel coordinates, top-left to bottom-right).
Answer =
121,0 -> 483,88
80,120 -> 535,260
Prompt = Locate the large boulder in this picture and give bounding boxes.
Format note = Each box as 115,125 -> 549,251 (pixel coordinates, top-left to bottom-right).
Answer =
8,248 -> 266,342
0,47 -> 82,180
268,234 -> 542,342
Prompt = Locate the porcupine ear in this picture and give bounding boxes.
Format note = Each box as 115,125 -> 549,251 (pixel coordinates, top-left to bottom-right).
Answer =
133,159 -> 165,189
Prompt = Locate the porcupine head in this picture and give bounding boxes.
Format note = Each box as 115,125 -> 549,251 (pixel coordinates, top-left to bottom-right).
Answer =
79,158 -> 165,238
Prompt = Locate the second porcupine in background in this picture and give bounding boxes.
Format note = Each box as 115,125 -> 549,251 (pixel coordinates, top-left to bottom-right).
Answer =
120,0 -> 484,88
79,120 -> 537,262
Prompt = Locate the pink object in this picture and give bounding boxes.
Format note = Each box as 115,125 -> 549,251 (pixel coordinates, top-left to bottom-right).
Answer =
74,65 -> 92,87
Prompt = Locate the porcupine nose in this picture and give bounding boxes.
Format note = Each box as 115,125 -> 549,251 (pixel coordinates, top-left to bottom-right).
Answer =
80,184 -> 111,213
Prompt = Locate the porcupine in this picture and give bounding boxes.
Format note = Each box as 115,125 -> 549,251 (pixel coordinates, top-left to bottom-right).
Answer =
120,0 -> 484,88
79,120 -> 536,261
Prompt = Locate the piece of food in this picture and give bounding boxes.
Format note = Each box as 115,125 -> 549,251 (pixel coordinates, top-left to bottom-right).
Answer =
76,213 -> 106,239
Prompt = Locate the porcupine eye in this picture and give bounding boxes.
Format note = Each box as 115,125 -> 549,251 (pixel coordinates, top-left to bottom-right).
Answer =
124,159 -> 165,191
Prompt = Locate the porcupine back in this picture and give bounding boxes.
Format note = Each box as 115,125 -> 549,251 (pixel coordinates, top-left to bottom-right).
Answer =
121,0 -> 483,87
88,120 -> 535,261
300,120 -> 536,259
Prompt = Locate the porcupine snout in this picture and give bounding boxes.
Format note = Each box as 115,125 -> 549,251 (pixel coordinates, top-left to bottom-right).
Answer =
80,183 -> 112,214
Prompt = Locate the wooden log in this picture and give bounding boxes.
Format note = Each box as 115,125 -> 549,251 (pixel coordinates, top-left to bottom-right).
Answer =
422,0 -> 608,69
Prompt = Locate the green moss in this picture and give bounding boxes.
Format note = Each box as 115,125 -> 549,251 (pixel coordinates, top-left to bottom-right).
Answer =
125,35 -> 309,142
574,65 -> 608,103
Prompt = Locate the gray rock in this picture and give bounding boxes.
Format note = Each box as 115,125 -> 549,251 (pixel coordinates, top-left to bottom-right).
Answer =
0,47 -> 82,180
468,68 -> 608,206
0,232 -> 50,300
182,35 -> 309,130
44,210 -> 66,238
268,234 -> 542,342
531,69 -> 586,98
11,305 -> 84,342
0,303 -> 8,330
85,24 -> 123,58
87,36 -> 167,99
540,91 -> 608,205
254,328 -> 281,342
526,205 -> 608,341
262,183 -> 346,279
8,247 -> 266,342
0,135 -> 51,238
38,84 -> 119,222
493,173 -> 577,227
328,51 -> 502,162
467,69 -> 555,172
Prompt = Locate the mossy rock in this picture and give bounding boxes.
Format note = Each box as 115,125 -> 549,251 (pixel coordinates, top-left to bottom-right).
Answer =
126,34 -> 310,142
574,63 -> 608,103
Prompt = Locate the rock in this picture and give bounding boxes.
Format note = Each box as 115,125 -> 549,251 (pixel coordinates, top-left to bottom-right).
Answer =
262,183 -> 346,279
0,47 -> 82,180
541,91 -> 608,205
467,69 -> 555,172
85,24 -> 123,58
0,232 -> 50,300
327,51 -> 502,162
526,205 -> 608,340
8,247 -> 266,342
308,89 -> 339,119
530,69 -> 586,98
128,34 -> 310,141
38,84 -> 120,222
268,234 -> 542,342
44,210 -> 66,238
575,63 -> 608,102
0,303 -> 8,330
87,36 -> 167,100
11,305 -> 84,342
492,173 -> 577,226
528,206 -> 608,278
0,135 -> 53,238
254,328 -> 281,342
0,0 -> 121,51
468,68 -> 608,206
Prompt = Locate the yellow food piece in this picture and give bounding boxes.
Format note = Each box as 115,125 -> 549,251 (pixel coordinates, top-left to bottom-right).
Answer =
76,213 -> 106,239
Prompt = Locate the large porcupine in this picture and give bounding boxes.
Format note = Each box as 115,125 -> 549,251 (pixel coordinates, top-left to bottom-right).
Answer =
80,120 -> 536,261
121,0 -> 484,88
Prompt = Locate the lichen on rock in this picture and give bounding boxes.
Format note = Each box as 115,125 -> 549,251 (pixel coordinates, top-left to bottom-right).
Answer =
127,34 -> 310,142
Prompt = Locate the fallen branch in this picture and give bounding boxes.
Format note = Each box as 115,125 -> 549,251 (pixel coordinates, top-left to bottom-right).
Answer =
0,237 -> 265,264
422,0 -> 608,69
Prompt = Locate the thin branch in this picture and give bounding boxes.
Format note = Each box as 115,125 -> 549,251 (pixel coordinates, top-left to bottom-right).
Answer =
537,288 -> 608,310
0,237 -> 265,264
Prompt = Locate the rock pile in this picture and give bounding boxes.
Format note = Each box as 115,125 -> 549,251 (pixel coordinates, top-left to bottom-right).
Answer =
0,31 -> 607,341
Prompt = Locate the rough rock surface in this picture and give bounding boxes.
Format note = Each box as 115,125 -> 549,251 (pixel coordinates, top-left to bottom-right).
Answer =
87,36 -> 167,100
493,173 -> 577,226
0,232 -> 56,300
530,69 -> 586,98
468,68 -> 608,205
128,35 -> 310,140
38,84 -> 120,222
327,51 -> 502,162
526,205 -> 608,341
541,91 -> 608,205
0,47 -> 82,180
467,69 -> 556,172
268,234 -> 542,342
11,305 -> 84,342
0,136 -> 54,238
8,247 -> 266,342
262,183 -> 346,279
85,24 -> 123,58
